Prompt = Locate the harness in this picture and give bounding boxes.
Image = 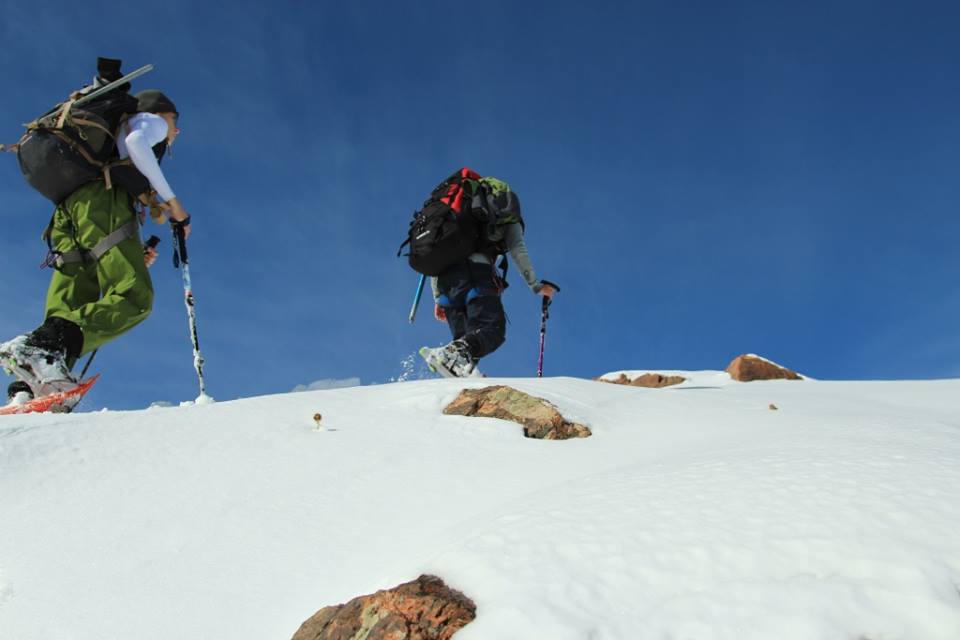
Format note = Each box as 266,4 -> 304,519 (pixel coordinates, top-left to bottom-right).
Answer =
436,255 -> 509,307
43,218 -> 141,268
41,193 -> 169,269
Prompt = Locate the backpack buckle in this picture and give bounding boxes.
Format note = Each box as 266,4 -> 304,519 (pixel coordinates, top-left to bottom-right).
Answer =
40,249 -> 63,270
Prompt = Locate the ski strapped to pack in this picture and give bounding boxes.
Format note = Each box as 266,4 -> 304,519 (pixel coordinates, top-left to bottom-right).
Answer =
73,65 -> 154,109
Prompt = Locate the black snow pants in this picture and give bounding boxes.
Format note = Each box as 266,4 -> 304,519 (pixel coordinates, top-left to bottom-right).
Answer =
437,260 -> 507,359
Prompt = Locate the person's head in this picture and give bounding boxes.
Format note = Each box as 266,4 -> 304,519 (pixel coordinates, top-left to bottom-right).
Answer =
135,90 -> 179,144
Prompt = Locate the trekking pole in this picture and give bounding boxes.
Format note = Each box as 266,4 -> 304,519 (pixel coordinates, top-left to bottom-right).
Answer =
78,349 -> 98,380
74,64 -> 154,108
408,274 -> 426,323
537,280 -> 561,378
171,220 -> 209,400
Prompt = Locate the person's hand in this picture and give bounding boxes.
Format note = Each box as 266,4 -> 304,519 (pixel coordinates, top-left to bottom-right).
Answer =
144,245 -> 159,268
167,197 -> 191,239
434,304 -> 447,322
539,283 -> 557,300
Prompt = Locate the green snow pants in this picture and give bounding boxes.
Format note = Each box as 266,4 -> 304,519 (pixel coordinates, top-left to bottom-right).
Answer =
44,181 -> 153,361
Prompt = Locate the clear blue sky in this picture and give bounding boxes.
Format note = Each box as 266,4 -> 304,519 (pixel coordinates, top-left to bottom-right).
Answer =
1,1 -> 957,409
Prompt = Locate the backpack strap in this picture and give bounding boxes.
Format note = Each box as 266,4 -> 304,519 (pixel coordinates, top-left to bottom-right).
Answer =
67,115 -> 115,140
45,129 -> 106,169
55,97 -> 78,130
98,115 -> 134,192
100,157 -> 137,192
396,235 -> 411,257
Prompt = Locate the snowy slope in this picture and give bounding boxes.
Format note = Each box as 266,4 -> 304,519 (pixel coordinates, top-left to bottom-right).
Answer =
1,374 -> 959,639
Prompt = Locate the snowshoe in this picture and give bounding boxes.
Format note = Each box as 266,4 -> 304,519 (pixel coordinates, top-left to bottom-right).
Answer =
0,375 -> 99,415
419,339 -> 480,378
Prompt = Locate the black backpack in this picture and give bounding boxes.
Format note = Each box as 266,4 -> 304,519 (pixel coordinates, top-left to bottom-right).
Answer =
399,167 -> 485,276
13,73 -> 141,205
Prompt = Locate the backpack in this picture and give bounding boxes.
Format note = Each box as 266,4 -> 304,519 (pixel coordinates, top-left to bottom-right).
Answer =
399,167 -> 486,276
471,176 -> 523,256
13,80 -> 141,205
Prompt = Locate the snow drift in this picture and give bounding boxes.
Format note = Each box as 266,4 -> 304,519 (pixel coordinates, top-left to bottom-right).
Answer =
1,372 -> 959,639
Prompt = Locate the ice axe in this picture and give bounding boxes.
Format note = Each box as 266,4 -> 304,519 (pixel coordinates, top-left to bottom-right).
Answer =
537,280 -> 561,378
408,274 -> 426,323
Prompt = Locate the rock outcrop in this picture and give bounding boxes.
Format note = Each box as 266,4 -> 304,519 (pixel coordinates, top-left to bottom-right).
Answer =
443,385 -> 591,440
598,372 -> 686,388
726,354 -> 801,382
291,575 -> 475,640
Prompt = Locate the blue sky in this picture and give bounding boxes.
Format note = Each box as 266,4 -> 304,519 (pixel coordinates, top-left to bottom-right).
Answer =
1,1 -> 957,409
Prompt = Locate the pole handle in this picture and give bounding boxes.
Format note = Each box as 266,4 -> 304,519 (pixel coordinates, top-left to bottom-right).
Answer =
540,279 -> 561,293
172,222 -> 188,267
539,280 -> 560,312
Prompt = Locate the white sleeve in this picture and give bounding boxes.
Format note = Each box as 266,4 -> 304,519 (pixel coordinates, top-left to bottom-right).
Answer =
120,113 -> 176,202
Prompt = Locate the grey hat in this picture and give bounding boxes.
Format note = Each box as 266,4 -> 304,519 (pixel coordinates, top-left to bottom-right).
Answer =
135,90 -> 178,116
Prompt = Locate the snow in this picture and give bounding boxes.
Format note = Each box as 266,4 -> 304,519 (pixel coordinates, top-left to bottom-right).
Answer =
1,373 -> 959,639
291,377 -> 362,392
178,392 -> 216,407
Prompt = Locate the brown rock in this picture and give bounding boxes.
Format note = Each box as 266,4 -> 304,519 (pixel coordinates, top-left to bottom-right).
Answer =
443,385 -> 591,440
631,373 -> 685,388
596,373 -> 686,388
291,575 -> 475,640
599,373 -> 633,386
726,355 -> 802,382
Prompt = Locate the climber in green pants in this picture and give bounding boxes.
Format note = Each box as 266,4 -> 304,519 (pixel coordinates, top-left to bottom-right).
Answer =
1,88 -> 191,401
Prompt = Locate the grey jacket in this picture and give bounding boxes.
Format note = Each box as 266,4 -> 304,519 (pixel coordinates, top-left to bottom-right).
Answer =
431,222 -> 542,302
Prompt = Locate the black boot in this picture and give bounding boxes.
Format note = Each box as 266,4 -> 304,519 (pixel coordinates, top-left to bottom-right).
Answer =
7,380 -> 33,403
0,317 -> 85,396
26,317 -> 84,369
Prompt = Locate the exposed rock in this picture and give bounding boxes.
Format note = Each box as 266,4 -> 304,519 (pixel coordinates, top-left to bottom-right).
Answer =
443,385 -> 591,440
291,575 -> 475,640
726,354 -> 802,382
598,373 -> 686,388
769,403 -> 779,411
